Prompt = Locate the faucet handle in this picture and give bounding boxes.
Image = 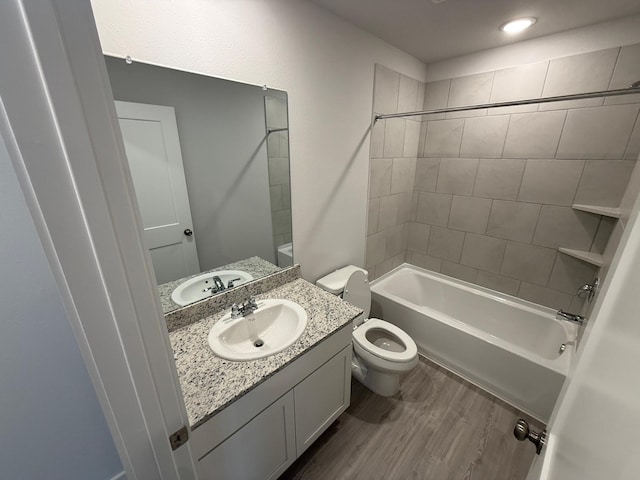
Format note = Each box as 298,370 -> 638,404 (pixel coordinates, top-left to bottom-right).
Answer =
231,303 -> 241,318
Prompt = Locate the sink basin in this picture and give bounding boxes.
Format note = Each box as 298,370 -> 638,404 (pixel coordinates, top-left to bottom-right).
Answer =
171,270 -> 253,306
208,299 -> 308,361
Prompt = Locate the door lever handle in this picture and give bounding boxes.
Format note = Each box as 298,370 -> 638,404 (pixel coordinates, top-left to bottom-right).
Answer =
514,419 -> 547,455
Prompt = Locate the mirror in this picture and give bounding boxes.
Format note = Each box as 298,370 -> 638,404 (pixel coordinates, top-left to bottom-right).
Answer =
104,56 -> 293,313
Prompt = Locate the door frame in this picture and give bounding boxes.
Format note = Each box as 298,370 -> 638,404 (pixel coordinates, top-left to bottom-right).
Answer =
0,1 -> 198,479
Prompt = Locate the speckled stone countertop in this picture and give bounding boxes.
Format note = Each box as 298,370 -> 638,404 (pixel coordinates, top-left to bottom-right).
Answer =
169,277 -> 362,429
157,256 -> 282,314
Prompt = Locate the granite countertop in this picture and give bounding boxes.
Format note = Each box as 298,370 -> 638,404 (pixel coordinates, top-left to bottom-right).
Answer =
169,277 -> 362,429
157,256 -> 282,314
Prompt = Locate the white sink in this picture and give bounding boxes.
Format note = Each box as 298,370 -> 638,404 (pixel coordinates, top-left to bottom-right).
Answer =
171,270 -> 253,306
208,299 -> 308,361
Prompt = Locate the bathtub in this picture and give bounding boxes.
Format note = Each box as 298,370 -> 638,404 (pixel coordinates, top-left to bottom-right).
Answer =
370,264 -> 577,422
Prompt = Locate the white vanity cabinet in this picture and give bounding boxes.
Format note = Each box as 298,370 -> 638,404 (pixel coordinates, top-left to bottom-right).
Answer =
192,326 -> 352,479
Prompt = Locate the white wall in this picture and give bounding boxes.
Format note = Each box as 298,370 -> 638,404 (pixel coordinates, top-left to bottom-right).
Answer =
90,0 -> 427,281
425,15 -> 640,81
0,133 -> 123,478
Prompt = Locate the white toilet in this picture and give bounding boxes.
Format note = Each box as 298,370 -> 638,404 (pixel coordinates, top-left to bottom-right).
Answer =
317,265 -> 418,397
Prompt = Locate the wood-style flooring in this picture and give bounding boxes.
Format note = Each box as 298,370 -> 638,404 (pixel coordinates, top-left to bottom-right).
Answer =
280,356 -> 544,480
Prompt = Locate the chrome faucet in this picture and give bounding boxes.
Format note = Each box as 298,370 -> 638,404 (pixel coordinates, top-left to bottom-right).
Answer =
202,275 -> 226,294
556,309 -> 584,325
576,277 -> 599,302
231,296 -> 259,319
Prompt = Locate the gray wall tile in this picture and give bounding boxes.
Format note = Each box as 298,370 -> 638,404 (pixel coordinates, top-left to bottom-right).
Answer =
503,111 -> 566,158
473,158 -> 525,200
398,74 -> 419,113
416,82 -> 426,112
541,48 -> 619,97
606,43 -> 640,106
517,282 -> 573,310
414,158 -> 440,192
625,115 -> 640,160
448,196 -> 492,233
366,231 -> 386,268
591,217 -> 616,254
403,120 -> 421,157
395,191 -> 414,224
391,157 -> 417,194
370,118 -> 385,158
460,233 -> 506,273
500,242 -> 556,285
407,251 -> 442,272
547,253 -> 598,295
423,119 -> 464,157
518,159 -> 584,205
378,194 -> 399,231
486,200 -> 541,243
476,271 -> 520,296
367,198 -> 380,235
448,72 -> 494,107
374,252 -> 406,279
407,222 -> 430,253
385,224 -> 405,258
574,160 -> 635,207
369,158 -> 392,198
556,104 -> 640,159
532,206 -> 600,250
427,226 -> 465,262
441,261 -> 478,283
424,79 -> 450,111
490,61 -> 548,102
416,192 -> 452,226
373,64 -> 400,114
383,118 -> 406,157
436,157 -> 479,195
460,115 -> 510,158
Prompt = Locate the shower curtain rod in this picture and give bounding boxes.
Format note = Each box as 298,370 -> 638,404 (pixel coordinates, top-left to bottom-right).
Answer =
374,82 -> 640,121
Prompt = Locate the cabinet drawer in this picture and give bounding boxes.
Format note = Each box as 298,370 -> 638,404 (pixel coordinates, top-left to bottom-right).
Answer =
198,391 -> 296,480
294,345 -> 352,455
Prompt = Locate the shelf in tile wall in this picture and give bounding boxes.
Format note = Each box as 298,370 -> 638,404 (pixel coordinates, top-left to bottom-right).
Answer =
571,204 -> 622,218
558,248 -> 604,267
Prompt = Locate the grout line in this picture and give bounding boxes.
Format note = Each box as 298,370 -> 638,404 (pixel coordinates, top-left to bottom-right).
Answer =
606,47 -> 623,91
571,160 -> 587,205
553,110 -> 569,158
622,109 -> 640,159
514,158 -> 527,200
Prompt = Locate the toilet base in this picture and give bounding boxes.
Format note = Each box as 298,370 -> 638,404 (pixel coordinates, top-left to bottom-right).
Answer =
351,353 -> 402,397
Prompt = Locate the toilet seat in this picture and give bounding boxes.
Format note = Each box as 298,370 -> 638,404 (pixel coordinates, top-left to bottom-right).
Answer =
352,318 -> 418,363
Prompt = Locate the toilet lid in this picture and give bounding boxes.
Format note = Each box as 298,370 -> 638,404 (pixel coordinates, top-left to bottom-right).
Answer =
353,318 -> 418,363
343,270 -> 371,318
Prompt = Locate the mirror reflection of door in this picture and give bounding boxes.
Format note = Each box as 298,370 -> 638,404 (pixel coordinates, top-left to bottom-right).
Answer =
115,100 -> 200,284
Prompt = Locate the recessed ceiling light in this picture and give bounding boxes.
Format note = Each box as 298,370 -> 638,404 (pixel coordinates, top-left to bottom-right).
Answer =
500,17 -> 537,34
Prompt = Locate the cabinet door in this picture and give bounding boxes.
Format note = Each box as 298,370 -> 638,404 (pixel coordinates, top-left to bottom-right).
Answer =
294,346 -> 352,455
198,391 -> 295,480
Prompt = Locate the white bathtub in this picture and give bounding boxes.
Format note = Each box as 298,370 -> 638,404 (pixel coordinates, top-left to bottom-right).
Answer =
370,264 -> 577,422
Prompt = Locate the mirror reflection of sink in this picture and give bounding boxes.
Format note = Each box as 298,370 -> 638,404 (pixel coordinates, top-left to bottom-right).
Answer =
208,299 -> 308,361
171,270 -> 253,306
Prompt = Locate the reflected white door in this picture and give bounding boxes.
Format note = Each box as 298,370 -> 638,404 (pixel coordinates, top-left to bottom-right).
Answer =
527,205 -> 640,479
115,101 -> 199,284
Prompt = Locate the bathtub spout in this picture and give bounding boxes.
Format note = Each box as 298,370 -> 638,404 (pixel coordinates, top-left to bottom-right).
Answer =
556,310 -> 584,325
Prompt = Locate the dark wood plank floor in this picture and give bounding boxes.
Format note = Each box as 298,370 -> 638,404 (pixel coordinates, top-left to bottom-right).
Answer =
280,357 -> 544,480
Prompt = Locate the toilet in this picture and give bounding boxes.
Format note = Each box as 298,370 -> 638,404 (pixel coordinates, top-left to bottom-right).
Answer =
317,265 -> 418,397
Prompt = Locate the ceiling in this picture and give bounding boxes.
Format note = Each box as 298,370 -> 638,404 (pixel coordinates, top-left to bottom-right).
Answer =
310,0 -> 640,64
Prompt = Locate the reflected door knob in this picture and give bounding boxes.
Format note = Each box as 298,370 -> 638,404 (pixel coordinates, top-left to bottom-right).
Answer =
184,228 -> 193,237
514,419 -> 546,455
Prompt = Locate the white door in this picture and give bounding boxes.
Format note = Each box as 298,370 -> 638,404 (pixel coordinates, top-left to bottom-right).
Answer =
115,101 -> 200,284
527,202 -> 640,479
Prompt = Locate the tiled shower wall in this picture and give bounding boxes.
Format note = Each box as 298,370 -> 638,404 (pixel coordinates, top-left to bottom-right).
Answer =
367,43 -> 640,310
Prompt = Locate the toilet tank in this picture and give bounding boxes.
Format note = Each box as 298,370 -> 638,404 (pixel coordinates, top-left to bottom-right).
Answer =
316,265 -> 368,295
